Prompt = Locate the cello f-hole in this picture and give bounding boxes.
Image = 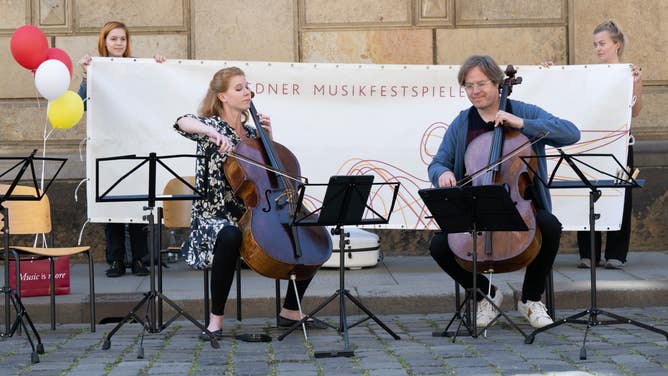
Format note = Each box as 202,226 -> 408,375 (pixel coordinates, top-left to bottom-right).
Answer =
262,190 -> 272,212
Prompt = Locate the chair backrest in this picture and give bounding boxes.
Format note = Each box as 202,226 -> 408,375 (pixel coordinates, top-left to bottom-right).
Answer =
162,177 -> 195,229
0,184 -> 51,234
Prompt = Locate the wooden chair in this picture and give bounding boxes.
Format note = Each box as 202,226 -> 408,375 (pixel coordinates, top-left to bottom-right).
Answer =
161,177 -> 281,326
0,184 -> 95,332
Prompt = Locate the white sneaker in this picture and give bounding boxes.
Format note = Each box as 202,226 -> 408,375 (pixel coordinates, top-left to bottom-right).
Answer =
605,259 -> 626,269
518,300 -> 553,328
475,287 -> 503,328
577,258 -> 591,269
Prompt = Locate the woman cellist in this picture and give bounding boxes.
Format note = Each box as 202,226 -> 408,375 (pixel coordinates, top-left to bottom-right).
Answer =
174,67 -> 327,341
427,55 -> 580,329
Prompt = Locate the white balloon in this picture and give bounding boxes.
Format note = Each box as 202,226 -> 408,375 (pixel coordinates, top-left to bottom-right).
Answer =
34,59 -> 70,101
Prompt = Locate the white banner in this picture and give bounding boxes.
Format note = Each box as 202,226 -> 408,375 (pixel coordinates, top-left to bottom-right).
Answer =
86,59 -> 633,231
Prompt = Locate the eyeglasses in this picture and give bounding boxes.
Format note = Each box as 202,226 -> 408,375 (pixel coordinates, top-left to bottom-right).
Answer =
463,80 -> 492,91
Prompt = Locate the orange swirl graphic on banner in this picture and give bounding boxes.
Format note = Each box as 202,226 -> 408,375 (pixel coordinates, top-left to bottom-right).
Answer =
317,121 -> 629,229
321,121 -> 449,229
335,158 -> 432,228
546,124 -> 630,183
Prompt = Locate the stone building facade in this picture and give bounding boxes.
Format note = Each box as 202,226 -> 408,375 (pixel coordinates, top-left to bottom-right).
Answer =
1,0 -> 666,258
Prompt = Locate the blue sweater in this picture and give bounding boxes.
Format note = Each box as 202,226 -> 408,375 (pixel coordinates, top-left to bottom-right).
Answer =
427,99 -> 580,212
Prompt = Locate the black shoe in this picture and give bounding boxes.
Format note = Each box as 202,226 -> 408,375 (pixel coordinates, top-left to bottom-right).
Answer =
277,316 -> 328,329
235,333 -> 272,342
199,329 -> 223,341
105,261 -> 125,278
131,259 -> 149,276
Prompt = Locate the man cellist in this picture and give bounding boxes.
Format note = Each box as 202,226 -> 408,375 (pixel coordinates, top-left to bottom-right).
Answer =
428,55 -> 580,329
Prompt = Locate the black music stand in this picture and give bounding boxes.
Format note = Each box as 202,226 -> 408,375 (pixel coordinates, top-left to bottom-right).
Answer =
521,149 -> 668,359
96,153 -> 220,357
277,175 -> 400,358
419,185 -> 530,341
0,150 -> 67,363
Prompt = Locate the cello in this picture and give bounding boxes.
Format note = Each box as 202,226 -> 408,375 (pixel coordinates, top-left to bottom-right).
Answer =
223,96 -> 332,281
448,65 -> 542,273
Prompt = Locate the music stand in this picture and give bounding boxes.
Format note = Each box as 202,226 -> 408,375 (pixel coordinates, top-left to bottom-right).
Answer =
276,175 -> 400,358
96,153 -> 220,357
0,150 -> 67,363
521,149 -> 668,359
419,185 -> 531,341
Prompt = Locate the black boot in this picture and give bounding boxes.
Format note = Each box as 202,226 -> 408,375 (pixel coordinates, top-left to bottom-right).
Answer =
131,259 -> 149,276
105,260 -> 125,278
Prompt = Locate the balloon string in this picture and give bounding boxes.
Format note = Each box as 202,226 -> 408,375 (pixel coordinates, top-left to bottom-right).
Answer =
79,137 -> 87,161
77,219 -> 90,246
74,178 -> 87,203
38,88 -> 48,191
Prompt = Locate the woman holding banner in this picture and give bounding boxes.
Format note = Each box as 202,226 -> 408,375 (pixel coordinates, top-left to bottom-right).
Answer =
77,21 -> 165,278
544,20 -> 642,269
174,67 -> 326,340
578,20 -> 642,269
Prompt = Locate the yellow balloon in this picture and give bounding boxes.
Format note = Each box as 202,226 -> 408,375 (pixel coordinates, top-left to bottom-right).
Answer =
47,90 -> 84,129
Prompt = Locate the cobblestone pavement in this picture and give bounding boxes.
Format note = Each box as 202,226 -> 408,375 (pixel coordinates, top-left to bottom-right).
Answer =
1,306 -> 667,375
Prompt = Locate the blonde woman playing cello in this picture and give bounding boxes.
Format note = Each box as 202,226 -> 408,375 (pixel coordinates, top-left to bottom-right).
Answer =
174,67 -> 327,340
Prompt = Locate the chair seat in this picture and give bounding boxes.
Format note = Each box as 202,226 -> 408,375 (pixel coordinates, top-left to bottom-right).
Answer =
11,246 -> 90,257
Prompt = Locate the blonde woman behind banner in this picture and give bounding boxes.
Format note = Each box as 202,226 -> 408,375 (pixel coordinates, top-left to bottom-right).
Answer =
542,20 -> 642,269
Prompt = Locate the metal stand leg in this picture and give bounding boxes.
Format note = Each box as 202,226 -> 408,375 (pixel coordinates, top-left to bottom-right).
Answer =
526,190 -> 668,358
101,207 -> 220,356
277,226 -> 400,357
432,284 -> 473,339
432,226 -> 528,342
1,205 -> 44,364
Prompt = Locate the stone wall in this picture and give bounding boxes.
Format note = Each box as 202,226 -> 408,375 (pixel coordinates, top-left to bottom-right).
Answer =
1,0 -> 666,260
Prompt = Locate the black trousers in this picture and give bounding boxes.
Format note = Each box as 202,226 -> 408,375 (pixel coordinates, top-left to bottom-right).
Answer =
209,225 -> 312,316
429,209 -> 562,302
577,145 -> 633,263
104,223 -> 148,264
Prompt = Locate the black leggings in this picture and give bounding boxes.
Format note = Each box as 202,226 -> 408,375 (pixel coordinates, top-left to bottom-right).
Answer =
210,225 -> 312,315
577,144 -> 633,262
429,209 -> 562,302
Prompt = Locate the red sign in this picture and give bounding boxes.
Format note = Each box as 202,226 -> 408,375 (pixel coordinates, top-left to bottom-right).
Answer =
9,256 -> 70,297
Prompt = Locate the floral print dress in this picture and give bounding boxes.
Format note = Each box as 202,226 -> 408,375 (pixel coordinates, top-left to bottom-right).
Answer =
173,114 -> 257,269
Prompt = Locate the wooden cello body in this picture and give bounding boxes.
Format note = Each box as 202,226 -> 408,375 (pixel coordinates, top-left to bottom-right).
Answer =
448,66 -> 542,273
224,102 -> 332,281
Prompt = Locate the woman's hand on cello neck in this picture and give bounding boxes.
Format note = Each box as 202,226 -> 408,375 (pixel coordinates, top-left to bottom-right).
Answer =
256,112 -> 272,140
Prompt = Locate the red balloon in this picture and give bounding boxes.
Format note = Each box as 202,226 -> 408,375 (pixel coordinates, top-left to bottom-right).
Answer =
10,25 -> 49,70
47,48 -> 73,78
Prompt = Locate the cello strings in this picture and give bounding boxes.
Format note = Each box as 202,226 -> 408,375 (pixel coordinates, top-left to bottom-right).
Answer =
457,131 -> 548,187
227,151 -> 306,185
228,151 -> 299,212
